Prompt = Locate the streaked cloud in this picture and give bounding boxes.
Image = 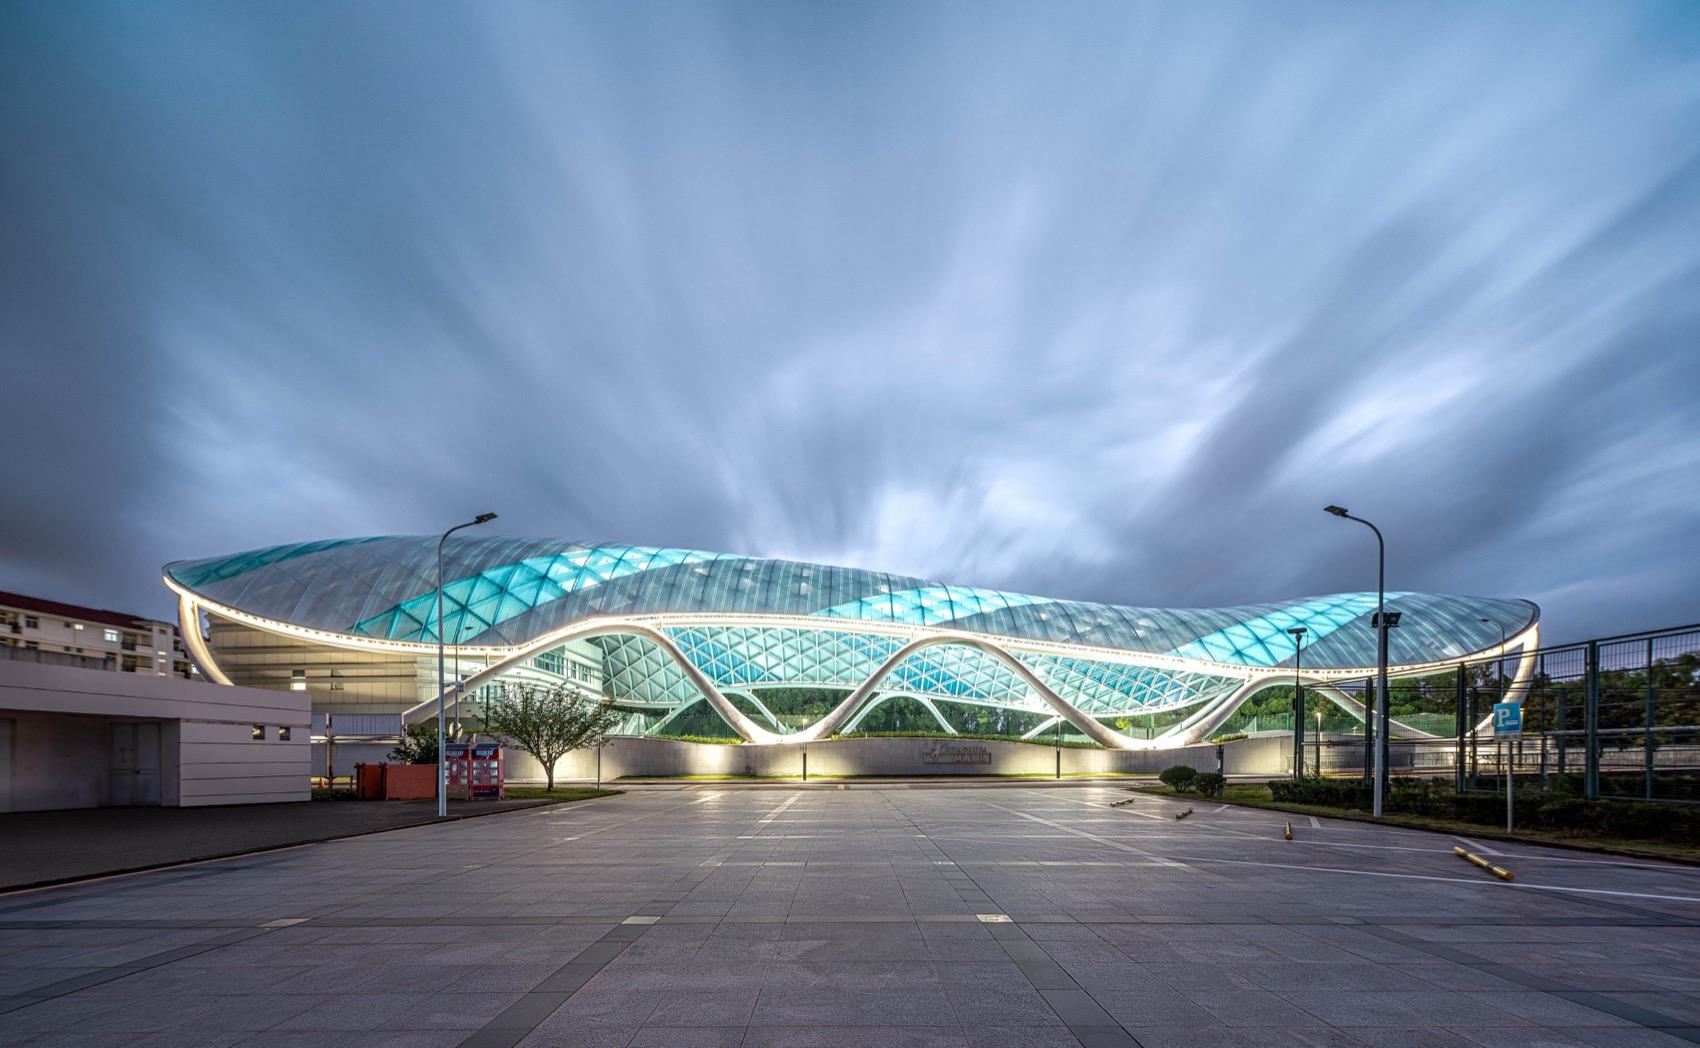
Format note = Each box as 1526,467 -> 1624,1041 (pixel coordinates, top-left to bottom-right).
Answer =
2,1 -> 1696,641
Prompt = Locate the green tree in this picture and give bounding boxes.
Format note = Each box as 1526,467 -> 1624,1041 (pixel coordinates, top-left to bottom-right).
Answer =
486,682 -> 623,790
389,722 -> 439,764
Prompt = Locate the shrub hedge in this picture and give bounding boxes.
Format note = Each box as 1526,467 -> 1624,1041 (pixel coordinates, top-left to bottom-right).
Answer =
1158,765 -> 1199,791
1267,776 -> 1700,842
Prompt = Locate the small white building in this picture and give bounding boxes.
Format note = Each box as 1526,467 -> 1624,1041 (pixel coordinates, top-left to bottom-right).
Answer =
0,658 -> 309,812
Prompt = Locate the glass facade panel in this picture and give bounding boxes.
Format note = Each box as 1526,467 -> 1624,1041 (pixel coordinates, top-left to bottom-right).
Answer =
168,535 -> 1539,746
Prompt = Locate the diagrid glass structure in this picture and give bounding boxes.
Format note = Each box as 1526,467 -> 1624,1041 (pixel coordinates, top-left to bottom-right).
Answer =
164,536 -> 1538,749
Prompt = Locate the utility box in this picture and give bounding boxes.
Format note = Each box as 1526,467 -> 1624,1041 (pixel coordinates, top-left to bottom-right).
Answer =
445,741 -> 504,800
443,743 -> 470,798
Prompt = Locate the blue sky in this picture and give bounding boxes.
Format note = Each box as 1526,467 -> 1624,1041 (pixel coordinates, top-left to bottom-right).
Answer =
2,1 -> 1698,642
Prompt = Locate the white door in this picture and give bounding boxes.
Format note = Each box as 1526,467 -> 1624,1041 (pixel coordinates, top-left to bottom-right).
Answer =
0,719 -> 13,812
110,723 -> 162,806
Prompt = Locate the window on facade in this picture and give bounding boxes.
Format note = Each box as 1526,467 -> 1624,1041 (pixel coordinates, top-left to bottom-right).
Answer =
534,650 -> 564,675
24,616 -> 38,629
25,641 -> 38,650
104,628 -> 120,642
252,725 -> 265,740
279,726 -> 292,741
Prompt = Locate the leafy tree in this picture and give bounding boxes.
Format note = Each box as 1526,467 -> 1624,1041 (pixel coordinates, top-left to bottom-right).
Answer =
389,722 -> 439,764
485,682 -> 623,790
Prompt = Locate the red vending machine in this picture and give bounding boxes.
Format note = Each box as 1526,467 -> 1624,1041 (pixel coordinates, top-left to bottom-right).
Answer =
442,743 -> 471,799
468,741 -> 504,800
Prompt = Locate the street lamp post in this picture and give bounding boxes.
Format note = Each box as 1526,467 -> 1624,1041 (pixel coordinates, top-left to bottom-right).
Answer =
1324,506 -> 1390,818
1315,708 -> 1323,778
437,512 -> 497,817
1287,626 -> 1308,779
1480,616 -> 1507,793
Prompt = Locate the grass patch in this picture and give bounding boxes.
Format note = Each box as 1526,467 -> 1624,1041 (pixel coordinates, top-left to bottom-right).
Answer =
1134,783 -> 1700,864
501,786 -> 621,802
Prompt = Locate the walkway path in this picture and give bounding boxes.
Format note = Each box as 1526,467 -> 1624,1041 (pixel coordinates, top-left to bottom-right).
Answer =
2,783 -> 1698,1047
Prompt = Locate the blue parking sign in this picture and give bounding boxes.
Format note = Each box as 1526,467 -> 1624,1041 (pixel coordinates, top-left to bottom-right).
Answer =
1493,702 -> 1522,735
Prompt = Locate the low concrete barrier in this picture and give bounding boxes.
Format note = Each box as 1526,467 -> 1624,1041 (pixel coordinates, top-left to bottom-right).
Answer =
500,733 -> 1291,782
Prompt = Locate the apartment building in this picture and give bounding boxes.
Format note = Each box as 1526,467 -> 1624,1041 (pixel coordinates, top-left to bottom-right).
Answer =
0,590 -> 196,679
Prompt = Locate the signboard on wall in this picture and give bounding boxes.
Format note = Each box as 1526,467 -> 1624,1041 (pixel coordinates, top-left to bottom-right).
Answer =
922,742 -> 992,765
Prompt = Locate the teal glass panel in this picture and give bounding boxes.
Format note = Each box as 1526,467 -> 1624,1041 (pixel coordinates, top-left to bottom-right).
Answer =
813,586 -> 1055,627
1167,592 -> 1411,667
350,544 -> 736,643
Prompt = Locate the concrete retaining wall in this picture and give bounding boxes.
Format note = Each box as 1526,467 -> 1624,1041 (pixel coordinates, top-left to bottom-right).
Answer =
498,733 -> 1293,783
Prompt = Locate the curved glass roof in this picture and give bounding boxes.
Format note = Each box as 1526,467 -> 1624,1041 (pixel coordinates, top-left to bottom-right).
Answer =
164,535 -> 1538,670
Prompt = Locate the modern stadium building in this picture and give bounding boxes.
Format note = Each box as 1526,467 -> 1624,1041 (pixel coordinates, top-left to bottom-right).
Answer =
163,536 -> 1538,750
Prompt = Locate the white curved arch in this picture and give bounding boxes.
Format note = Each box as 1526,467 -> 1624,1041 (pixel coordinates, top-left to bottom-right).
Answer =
412,621 -> 785,743
786,633 -> 1180,749
176,594 -> 233,686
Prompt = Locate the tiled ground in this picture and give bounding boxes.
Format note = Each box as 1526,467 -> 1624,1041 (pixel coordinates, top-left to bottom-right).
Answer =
1,783 -> 1698,1047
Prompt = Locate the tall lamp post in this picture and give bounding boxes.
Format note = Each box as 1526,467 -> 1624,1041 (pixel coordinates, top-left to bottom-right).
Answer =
1287,626 -> 1308,779
1480,616 -> 1507,790
438,513 -> 497,817
1315,708 -> 1323,779
1324,505 -> 1390,818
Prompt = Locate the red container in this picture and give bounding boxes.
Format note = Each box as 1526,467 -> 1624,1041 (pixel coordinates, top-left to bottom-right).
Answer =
352,762 -> 438,800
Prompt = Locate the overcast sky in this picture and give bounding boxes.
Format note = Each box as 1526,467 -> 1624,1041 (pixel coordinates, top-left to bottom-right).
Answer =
3,1 -> 1697,644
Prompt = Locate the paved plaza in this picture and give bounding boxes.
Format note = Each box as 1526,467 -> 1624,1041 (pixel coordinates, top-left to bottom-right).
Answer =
2,784 -> 1699,1048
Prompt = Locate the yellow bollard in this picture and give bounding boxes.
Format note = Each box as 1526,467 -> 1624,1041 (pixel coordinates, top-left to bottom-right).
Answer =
1284,821 -> 1292,840
1175,807 -> 1193,821
1452,846 -> 1514,881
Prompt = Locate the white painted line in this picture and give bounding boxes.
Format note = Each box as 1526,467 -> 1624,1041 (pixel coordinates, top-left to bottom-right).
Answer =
260,918 -> 308,928
622,915 -> 660,925
1213,805 -> 1229,813
977,913 -> 1012,923
1454,836 -> 1503,856
1307,816 -> 1321,829
1172,855 -> 1700,904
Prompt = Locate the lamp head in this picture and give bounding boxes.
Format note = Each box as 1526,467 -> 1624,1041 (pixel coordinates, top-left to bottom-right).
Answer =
473,512 -> 497,524
1323,505 -> 1349,518
1286,626 -> 1307,637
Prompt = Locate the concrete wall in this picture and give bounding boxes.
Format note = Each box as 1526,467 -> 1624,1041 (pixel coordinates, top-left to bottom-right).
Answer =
0,660 -> 310,811
495,733 -> 1293,783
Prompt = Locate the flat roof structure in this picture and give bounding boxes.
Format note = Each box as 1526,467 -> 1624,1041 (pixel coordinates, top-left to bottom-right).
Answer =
165,537 -> 1538,748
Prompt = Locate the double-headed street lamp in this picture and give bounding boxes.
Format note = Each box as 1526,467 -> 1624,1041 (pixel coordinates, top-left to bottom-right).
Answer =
1324,505 -> 1391,818
1287,626 -> 1308,779
438,512 -> 497,817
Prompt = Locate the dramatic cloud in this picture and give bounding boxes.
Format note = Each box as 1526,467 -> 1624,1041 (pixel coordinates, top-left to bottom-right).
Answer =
3,1 -> 1697,641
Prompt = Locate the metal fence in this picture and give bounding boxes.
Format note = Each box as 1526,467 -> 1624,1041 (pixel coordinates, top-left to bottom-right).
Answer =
1288,620 -> 1700,803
